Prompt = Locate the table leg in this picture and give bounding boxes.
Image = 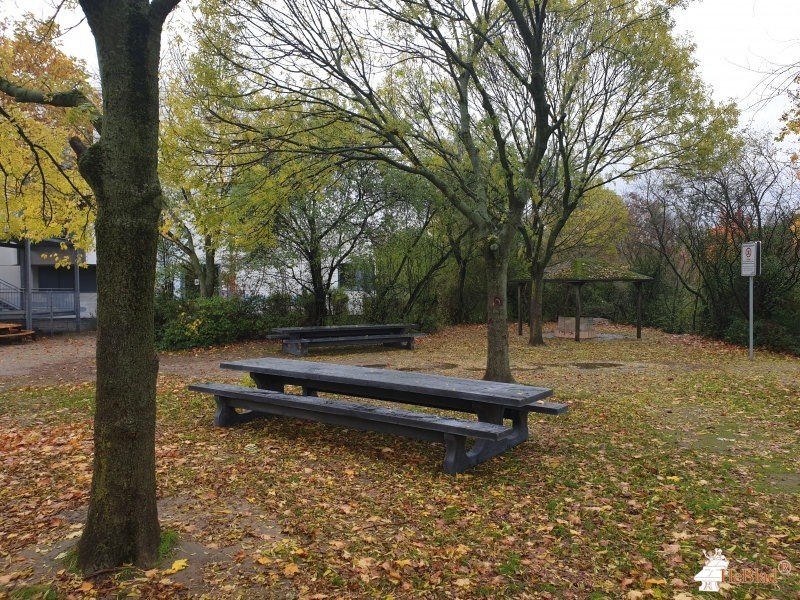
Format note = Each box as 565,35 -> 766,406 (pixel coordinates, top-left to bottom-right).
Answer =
213,395 -> 264,427
441,405 -> 530,472
250,373 -> 284,392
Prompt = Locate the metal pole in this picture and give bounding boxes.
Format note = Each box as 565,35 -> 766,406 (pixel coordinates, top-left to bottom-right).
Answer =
23,239 -> 33,331
73,248 -> 81,332
749,275 -> 754,361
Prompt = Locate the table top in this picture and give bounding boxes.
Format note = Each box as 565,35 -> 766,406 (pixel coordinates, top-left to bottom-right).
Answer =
272,323 -> 418,334
0,322 -> 21,331
221,357 -> 555,409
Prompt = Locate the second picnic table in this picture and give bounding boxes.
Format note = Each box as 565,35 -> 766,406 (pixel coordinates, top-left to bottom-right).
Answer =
270,323 -> 421,356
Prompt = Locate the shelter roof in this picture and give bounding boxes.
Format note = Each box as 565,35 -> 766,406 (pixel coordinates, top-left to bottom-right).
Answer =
543,259 -> 652,283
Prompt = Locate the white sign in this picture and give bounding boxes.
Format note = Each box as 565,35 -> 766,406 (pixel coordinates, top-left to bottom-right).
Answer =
741,241 -> 761,277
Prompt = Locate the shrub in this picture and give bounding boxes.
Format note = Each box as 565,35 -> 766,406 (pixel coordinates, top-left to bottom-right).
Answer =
156,296 -> 252,350
723,318 -> 800,355
155,292 -> 310,350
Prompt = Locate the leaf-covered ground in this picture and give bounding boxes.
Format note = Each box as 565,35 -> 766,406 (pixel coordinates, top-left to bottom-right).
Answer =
1,324 -> 798,599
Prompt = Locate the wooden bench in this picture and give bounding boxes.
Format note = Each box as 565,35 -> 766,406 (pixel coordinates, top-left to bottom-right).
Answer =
271,324 -> 421,356
189,358 -> 567,474
0,322 -> 35,342
188,382 -> 514,474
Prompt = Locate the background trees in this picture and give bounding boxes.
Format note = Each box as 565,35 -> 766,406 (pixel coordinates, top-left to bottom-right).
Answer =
628,132 -> 800,351
0,19 -> 95,249
519,0 -> 737,345
158,45 -> 279,298
192,0 -> 556,381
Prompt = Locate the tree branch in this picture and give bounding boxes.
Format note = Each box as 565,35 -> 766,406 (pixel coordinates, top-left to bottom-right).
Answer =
0,77 -> 89,108
150,0 -> 183,27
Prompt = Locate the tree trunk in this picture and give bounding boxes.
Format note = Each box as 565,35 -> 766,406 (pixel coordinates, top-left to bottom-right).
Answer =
451,239 -> 470,324
483,248 -> 514,383
309,248 -> 327,326
200,237 -> 216,298
76,0 -> 177,573
528,266 -> 546,346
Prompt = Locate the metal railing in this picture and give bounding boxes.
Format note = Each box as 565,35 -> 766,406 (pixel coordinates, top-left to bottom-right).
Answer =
0,278 -> 22,310
0,280 -> 81,332
30,289 -> 76,314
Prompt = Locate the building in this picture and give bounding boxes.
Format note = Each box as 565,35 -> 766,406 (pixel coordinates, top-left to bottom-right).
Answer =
0,239 -> 97,333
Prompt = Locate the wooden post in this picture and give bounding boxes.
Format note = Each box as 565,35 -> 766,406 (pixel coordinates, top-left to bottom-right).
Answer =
635,281 -> 642,339
517,282 -> 523,336
574,283 -> 583,342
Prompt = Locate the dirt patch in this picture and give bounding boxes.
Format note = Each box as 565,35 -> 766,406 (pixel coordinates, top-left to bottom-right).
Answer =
0,332 -> 283,390
397,362 -> 459,372
571,362 -> 623,369
5,494 -> 291,598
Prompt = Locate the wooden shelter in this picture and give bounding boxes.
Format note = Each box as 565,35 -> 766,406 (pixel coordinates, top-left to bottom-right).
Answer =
512,259 -> 652,341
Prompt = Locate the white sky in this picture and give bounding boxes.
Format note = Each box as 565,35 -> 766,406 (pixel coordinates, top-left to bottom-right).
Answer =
2,0 -> 799,135
673,0 -> 800,134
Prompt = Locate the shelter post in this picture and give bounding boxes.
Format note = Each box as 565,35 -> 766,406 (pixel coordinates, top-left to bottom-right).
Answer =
574,282 -> 584,342
635,281 -> 643,339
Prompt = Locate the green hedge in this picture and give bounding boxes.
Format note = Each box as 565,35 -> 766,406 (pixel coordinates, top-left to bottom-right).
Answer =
154,294 -> 304,351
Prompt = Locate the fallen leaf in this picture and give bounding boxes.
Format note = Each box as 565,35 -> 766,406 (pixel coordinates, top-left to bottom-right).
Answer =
163,559 -> 189,575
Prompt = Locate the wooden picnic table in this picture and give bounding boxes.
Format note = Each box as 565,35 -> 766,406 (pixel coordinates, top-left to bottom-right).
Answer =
0,322 -> 35,342
270,323 -> 421,356
189,358 -> 566,474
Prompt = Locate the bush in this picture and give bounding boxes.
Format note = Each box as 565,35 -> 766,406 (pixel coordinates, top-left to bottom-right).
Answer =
723,318 -> 800,355
155,292 -> 310,350
156,296 -> 253,350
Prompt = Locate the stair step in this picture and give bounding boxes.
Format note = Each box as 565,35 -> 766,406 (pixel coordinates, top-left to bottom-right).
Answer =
0,330 -> 36,342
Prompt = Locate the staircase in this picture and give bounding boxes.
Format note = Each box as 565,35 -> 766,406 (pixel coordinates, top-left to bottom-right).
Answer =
0,278 -> 23,312
0,321 -> 35,342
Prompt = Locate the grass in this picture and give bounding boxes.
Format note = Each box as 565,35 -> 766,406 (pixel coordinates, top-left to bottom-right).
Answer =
158,529 -> 180,563
0,324 -> 798,599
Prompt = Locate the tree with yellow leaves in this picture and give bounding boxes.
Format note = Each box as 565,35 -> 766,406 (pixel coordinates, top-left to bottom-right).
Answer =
0,18 -> 95,250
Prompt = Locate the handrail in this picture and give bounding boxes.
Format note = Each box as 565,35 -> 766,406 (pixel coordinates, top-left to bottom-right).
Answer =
0,278 -> 22,310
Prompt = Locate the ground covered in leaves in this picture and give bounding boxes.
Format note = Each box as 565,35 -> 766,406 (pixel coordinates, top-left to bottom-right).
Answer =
1,324 -> 798,599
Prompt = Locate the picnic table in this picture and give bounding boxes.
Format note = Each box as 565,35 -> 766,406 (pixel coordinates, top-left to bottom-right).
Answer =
271,323 -> 421,356
189,358 -> 567,474
0,322 -> 35,342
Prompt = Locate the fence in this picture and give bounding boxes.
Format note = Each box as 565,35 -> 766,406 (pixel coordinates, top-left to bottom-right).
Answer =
0,279 -> 82,333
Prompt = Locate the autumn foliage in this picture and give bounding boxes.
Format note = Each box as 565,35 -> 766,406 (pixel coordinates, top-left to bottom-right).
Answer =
0,19 -> 96,248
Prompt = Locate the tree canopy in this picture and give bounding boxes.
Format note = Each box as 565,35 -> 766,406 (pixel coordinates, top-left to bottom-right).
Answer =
0,18 -> 96,249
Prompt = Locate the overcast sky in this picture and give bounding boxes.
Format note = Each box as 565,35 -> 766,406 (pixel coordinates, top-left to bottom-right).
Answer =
3,0 -> 800,135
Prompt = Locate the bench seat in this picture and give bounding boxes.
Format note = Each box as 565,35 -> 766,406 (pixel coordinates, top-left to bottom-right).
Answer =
0,329 -> 36,342
188,382 -> 514,474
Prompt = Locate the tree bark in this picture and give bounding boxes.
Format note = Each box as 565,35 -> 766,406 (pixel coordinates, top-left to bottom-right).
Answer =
308,246 -> 327,325
76,0 -> 179,573
529,266 -> 547,346
200,236 -> 216,297
483,247 -> 514,383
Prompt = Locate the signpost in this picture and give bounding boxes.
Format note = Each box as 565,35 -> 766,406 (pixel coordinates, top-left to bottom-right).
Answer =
741,241 -> 761,361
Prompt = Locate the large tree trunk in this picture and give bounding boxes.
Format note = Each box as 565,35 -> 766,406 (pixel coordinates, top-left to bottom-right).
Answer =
529,266 -> 546,346
76,0 -> 178,573
483,248 -> 514,383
